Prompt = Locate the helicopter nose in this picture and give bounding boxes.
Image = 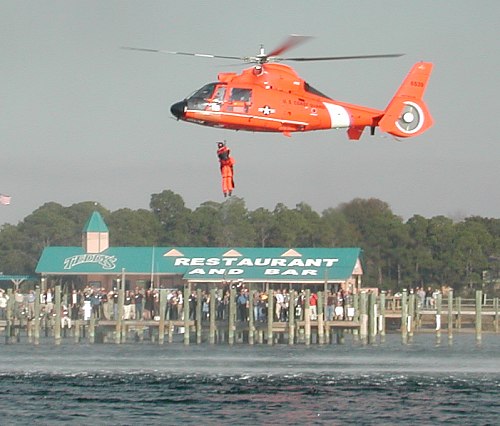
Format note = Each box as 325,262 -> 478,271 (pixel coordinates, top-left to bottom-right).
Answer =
170,100 -> 187,120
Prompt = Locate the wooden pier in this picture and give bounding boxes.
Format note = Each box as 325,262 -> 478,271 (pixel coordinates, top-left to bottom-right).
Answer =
0,286 -> 498,345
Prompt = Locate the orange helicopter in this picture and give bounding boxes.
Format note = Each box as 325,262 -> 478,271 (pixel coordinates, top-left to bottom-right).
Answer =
125,35 -> 433,140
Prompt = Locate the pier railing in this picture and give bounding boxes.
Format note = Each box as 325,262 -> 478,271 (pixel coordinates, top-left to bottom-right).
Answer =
384,295 -> 498,313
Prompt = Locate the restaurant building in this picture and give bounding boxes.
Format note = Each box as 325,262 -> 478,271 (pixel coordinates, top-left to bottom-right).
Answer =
36,211 -> 364,293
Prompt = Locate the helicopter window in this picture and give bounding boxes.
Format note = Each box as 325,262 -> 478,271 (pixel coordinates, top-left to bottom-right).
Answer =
186,83 -> 219,110
212,86 -> 226,103
189,83 -> 218,100
304,82 -> 330,99
229,88 -> 252,103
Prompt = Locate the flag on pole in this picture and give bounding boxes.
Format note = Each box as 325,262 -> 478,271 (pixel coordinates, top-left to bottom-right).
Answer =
0,194 -> 11,205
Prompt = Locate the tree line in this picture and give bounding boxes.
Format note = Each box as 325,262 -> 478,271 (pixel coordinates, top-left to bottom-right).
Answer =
0,189 -> 498,295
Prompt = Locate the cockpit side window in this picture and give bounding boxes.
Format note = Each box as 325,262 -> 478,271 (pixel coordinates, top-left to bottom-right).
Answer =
213,86 -> 226,103
229,88 -> 252,103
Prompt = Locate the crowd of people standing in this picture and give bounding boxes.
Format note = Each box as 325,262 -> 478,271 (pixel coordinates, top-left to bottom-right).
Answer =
0,285 -> 357,325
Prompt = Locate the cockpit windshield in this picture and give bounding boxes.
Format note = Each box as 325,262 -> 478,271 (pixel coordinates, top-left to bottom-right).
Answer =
186,82 -> 218,110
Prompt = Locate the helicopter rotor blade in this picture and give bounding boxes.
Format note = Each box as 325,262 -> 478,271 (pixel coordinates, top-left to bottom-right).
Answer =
122,44 -> 404,66
266,34 -> 314,59
123,35 -> 314,65
121,46 -> 242,61
278,53 -> 404,62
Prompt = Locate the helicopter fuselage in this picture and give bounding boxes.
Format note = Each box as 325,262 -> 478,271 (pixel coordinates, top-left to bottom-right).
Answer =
170,63 -> 384,138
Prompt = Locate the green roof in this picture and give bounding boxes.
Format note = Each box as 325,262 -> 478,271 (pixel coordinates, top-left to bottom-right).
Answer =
82,211 -> 108,233
36,247 -> 363,283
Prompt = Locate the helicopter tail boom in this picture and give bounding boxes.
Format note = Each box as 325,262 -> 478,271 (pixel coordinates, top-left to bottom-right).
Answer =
379,62 -> 433,138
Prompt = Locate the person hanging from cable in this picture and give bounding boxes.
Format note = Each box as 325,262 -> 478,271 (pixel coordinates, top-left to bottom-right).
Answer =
217,141 -> 235,197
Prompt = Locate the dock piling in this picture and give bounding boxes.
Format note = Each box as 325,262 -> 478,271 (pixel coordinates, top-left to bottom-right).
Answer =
267,289 -> 274,345
196,288 -> 202,344
248,288 -> 255,345
158,289 -> 166,345
494,297 -> 499,333
5,289 -> 13,344
401,289 -> 408,344
228,287 -> 235,345
447,290 -> 453,343
368,292 -> 376,344
34,287 -> 41,345
359,291 -> 367,343
436,292 -> 442,345
379,291 -> 386,340
183,286 -> 190,346
475,290 -> 482,343
54,285 -> 61,345
288,290 -> 295,345
408,291 -> 415,341
209,288 -> 216,345
317,291 -> 324,345
304,289 -> 311,346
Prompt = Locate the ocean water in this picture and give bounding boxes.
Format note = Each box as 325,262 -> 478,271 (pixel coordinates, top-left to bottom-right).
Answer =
0,334 -> 499,425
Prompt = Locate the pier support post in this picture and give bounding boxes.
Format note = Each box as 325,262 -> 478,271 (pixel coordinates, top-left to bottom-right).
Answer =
74,320 -> 80,343
267,289 -> 274,345
89,314 -> 95,344
317,291 -> 324,345
5,289 -> 13,344
401,289 -> 408,344
158,289 -> 166,345
352,293 -> 359,341
168,320 -> 174,344
435,292 -> 442,344
368,291 -> 377,344
359,291 -> 367,343
257,329 -> 264,345
209,288 -> 216,345
115,273 -> 124,344
288,290 -> 295,345
456,296 -> 462,330
34,287 -> 41,345
183,285 -> 190,346
415,293 -> 422,330
447,290 -> 453,343
196,288 -> 202,344
54,285 -> 62,345
248,288 -> 255,345
304,289 -> 311,346
335,329 -> 344,345
494,297 -> 499,333
408,291 -> 415,341
475,290 -> 482,343
379,291 -> 386,340
228,287 -> 236,345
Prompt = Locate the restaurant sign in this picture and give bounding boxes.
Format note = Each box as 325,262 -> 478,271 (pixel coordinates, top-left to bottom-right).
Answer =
64,254 -> 117,270
174,257 -> 339,277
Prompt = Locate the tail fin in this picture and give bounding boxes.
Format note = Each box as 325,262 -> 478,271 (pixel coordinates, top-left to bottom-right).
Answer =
379,62 -> 433,138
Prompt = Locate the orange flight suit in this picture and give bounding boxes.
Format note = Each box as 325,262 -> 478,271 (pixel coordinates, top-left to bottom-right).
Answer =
217,145 -> 235,197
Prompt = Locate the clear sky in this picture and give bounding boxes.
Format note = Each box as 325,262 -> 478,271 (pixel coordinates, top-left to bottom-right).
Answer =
1,1 -> 499,225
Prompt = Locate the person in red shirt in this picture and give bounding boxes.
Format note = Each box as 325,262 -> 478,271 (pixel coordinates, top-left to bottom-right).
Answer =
217,142 -> 235,197
309,292 -> 318,320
